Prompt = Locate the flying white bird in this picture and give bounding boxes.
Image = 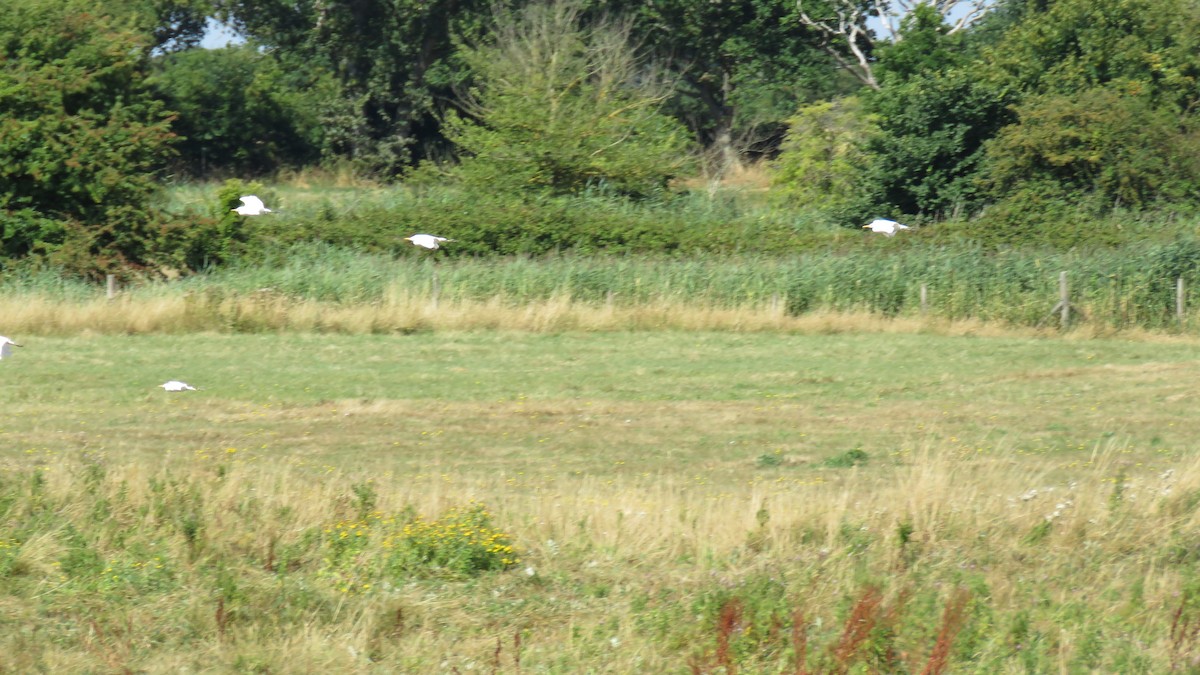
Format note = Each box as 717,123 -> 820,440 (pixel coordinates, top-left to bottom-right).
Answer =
232,195 -> 272,216
0,336 -> 22,359
862,218 -> 910,237
404,234 -> 455,250
160,380 -> 197,392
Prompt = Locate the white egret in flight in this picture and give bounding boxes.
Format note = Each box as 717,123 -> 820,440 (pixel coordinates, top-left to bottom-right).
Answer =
0,336 -> 21,359
160,380 -> 197,392
232,195 -> 272,216
862,219 -> 910,237
404,234 -> 454,250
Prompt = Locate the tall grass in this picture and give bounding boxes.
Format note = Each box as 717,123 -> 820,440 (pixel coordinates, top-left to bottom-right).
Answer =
3,239 -> 1200,334
3,441 -> 1200,671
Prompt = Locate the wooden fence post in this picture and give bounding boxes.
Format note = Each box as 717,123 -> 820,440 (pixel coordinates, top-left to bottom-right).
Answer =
431,268 -> 440,311
1039,271 -> 1086,330
1177,277 -> 1185,324
106,274 -> 116,301
1059,271 -> 1069,330
920,284 -> 928,316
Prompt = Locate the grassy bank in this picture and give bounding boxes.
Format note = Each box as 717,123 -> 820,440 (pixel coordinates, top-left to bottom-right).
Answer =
1,332 -> 1200,671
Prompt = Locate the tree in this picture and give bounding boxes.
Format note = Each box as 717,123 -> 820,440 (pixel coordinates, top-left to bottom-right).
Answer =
0,0 -> 177,274
974,0 -> 1200,211
796,0 -> 994,89
852,5 -> 1014,219
771,96 -> 878,214
862,70 -> 1012,219
983,86 -> 1200,210
214,0 -> 494,177
978,0 -> 1200,110
135,0 -> 214,52
442,0 -> 692,198
151,45 -> 335,176
619,0 -> 843,175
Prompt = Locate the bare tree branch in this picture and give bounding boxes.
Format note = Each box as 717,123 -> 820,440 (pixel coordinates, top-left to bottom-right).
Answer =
797,0 -> 994,89
797,0 -> 878,89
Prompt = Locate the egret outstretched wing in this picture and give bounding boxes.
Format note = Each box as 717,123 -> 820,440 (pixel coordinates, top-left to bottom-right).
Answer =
404,234 -> 455,250
233,195 -> 272,216
862,219 -> 909,237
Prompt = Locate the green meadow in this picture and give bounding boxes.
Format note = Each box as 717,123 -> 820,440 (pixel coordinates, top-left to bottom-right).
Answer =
3,330 -> 1200,672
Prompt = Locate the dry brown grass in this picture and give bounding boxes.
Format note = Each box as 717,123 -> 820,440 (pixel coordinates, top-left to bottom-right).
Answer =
4,292 -> 1197,343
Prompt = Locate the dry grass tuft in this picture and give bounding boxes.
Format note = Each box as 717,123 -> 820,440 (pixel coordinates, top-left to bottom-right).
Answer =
5,293 -> 1198,342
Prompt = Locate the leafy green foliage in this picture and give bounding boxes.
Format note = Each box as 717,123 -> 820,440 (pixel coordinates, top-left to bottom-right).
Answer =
382,503 -> 519,578
217,0 -> 493,176
0,0 -> 177,275
837,0 -> 1200,230
982,86 -> 1200,210
443,0 -> 693,198
771,96 -> 878,215
959,0 -> 1200,228
980,0 -> 1200,108
156,179 -> 270,271
151,45 -> 334,176
620,0 -> 844,164
823,448 -> 870,468
319,502 -> 518,590
862,31 -> 1013,219
223,186 -> 831,257
109,0 -> 214,52
873,4 -> 966,86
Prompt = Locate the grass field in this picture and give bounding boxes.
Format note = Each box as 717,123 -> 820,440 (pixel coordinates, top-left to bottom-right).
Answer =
3,331 -> 1200,672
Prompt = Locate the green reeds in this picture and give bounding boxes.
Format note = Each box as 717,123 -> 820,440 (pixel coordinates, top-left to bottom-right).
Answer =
3,239 -> 1200,334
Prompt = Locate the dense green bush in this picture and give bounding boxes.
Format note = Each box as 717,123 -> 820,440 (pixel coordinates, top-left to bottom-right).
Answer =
0,0 -> 176,276
442,1 -> 693,199
240,187 -> 841,258
771,97 -> 878,217
155,179 -> 273,271
982,87 -> 1200,211
151,45 -> 334,177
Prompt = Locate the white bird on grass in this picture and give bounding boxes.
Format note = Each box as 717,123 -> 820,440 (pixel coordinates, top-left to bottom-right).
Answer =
232,195 -> 272,216
160,380 -> 197,392
862,218 -> 910,237
404,234 -> 455,250
0,336 -> 22,359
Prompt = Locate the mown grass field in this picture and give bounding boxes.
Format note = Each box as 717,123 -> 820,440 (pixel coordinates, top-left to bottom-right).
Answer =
3,330 -> 1200,672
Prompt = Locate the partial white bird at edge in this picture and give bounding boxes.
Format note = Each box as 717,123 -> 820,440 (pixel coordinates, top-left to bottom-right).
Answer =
0,336 -> 22,360
161,380 -> 198,392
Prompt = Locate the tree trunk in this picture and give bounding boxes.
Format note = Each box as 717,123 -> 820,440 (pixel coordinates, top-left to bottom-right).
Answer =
707,70 -> 742,184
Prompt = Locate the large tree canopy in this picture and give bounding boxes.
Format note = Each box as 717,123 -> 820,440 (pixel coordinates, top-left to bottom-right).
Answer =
151,44 -> 335,176
213,0 -> 494,176
975,0 -> 1200,213
618,0 -> 844,171
0,0 -> 177,272
207,0 -> 842,176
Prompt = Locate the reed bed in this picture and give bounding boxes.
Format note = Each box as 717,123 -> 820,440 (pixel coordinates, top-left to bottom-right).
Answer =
3,240 -> 1200,334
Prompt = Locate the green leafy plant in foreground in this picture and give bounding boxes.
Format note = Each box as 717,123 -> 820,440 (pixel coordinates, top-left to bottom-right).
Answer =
319,502 -> 520,591
383,503 -> 520,578
823,448 -> 870,468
